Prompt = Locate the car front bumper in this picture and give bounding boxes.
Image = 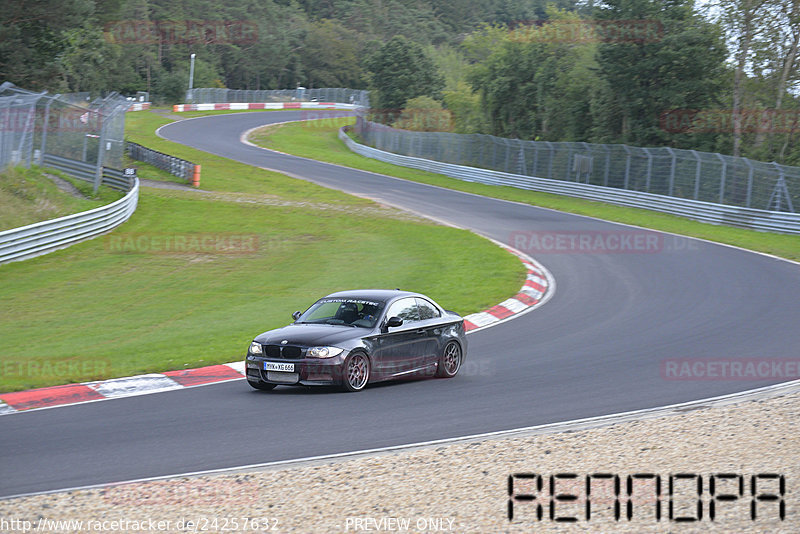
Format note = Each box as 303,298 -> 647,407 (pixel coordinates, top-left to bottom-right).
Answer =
245,353 -> 349,386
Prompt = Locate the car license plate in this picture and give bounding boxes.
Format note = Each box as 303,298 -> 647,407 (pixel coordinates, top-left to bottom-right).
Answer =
264,361 -> 295,372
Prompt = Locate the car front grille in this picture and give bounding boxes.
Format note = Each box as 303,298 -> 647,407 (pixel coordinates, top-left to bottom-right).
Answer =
262,344 -> 303,359
266,371 -> 299,384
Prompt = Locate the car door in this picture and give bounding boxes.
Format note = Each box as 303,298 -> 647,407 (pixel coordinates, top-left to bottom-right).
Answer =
413,297 -> 444,366
373,297 -> 425,378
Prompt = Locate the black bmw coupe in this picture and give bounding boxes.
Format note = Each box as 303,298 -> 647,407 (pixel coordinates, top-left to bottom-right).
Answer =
245,289 -> 467,392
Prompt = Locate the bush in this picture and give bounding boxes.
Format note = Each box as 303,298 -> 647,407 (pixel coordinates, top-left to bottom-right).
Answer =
393,96 -> 453,132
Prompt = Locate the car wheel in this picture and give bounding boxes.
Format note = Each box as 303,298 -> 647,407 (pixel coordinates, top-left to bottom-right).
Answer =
436,341 -> 462,378
248,380 -> 276,391
342,351 -> 370,392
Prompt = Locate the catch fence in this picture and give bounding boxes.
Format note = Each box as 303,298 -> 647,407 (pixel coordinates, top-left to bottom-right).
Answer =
354,117 -> 799,214
0,82 -> 132,190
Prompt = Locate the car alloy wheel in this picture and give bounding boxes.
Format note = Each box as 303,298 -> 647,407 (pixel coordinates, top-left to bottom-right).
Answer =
343,351 -> 370,392
436,341 -> 462,378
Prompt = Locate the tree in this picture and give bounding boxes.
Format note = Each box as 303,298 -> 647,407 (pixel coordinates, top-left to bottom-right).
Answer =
364,35 -> 444,112
594,0 -> 727,146
748,0 -> 800,162
0,0 -> 94,90
712,0 -> 776,156
467,9 -> 606,140
300,19 -> 363,88
393,95 -> 453,131
443,82 -> 488,133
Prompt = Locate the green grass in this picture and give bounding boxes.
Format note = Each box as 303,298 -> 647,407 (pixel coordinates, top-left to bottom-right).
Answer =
249,117 -> 800,262
125,111 -> 363,199
122,153 -> 185,184
0,166 -> 120,231
0,110 -> 524,393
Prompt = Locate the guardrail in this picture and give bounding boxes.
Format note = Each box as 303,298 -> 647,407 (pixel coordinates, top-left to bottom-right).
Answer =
0,174 -> 139,265
42,154 -> 135,192
173,102 -> 364,112
186,87 -> 369,107
126,142 -> 200,186
340,127 -> 800,234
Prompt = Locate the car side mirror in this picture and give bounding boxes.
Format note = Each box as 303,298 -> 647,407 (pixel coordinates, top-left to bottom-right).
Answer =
386,316 -> 403,328
292,311 -> 302,321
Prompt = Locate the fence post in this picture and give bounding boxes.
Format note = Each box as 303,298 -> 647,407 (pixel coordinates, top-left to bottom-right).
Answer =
744,158 -> 754,208
565,145 -> 573,180
716,153 -> 727,204
691,150 -> 701,200
17,98 -> 38,168
82,134 -> 90,162
622,145 -> 632,189
603,145 -> 611,187
645,149 -> 653,192
517,140 -> 527,175
581,142 -> 591,183
39,95 -> 57,165
545,141 -> 554,179
666,147 -> 676,196
504,139 -> 512,173
767,162 -> 794,212
0,100 -> 5,169
94,114 -> 106,194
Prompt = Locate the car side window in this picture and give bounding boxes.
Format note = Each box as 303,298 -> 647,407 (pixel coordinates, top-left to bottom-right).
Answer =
385,298 -> 420,324
416,298 -> 440,320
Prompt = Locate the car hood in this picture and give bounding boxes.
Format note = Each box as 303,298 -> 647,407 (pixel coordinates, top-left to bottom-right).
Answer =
254,324 -> 368,347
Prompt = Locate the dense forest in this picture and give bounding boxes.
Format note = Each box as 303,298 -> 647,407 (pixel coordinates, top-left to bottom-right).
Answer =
1,0 -> 798,164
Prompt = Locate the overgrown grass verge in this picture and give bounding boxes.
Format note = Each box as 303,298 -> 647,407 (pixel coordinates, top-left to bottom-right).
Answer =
0,166 -> 119,231
249,117 -> 800,262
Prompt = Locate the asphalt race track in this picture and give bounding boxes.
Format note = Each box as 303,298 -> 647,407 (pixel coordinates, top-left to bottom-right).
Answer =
2,110 -> 799,498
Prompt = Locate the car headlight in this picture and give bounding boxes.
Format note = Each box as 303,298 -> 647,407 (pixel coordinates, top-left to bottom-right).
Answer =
249,341 -> 262,355
307,346 -> 344,358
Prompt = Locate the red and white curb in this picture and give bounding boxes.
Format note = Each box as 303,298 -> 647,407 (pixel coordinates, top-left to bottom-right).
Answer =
173,102 -> 363,112
0,363 -> 245,415
0,246 -> 552,415
463,245 -> 551,332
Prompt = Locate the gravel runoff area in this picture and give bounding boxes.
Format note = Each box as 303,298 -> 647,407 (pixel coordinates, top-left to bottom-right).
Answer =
2,384 -> 797,534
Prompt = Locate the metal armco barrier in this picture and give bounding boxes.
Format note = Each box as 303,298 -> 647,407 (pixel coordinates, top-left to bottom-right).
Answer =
126,141 -> 198,185
340,127 -> 800,234
41,154 -> 134,192
186,87 -> 369,107
0,175 -> 139,265
172,102 -> 363,112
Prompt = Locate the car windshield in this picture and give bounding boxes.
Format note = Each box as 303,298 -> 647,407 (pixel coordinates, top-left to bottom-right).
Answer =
296,298 -> 385,328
